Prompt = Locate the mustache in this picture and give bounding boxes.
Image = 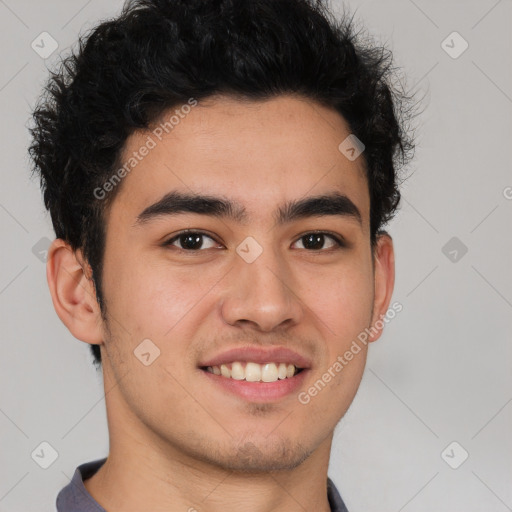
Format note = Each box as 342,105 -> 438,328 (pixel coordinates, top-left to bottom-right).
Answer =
191,331 -> 319,359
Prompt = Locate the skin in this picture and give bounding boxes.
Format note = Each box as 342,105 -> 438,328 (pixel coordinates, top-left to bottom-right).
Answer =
47,94 -> 395,512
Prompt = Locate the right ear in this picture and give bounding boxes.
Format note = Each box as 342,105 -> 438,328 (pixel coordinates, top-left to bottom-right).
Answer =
46,238 -> 104,345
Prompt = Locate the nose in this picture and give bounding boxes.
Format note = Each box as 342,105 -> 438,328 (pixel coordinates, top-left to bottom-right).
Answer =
220,243 -> 304,332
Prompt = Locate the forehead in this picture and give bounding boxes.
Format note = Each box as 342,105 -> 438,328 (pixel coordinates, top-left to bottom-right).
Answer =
108,94 -> 369,227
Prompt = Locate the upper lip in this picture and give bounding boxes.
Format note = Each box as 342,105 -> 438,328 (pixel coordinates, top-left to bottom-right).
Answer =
199,346 -> 312,369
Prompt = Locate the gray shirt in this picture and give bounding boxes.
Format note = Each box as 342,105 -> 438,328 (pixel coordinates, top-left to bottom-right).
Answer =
56,457 -> 349,511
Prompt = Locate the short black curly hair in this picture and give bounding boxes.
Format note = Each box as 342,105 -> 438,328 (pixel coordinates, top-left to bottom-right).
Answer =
28,0 -> 416,368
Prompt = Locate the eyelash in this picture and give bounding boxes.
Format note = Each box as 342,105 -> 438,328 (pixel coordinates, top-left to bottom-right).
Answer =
162,229 -> 346,252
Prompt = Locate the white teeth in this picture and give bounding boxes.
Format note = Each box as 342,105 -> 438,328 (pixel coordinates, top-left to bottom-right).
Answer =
261,363 -> 278,382
245,362 -> 262,382
205,361 -> 301,382
231,362 -> 245,380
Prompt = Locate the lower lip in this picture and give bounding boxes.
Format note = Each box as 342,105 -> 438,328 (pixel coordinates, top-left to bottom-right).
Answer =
200,368 -> 309,402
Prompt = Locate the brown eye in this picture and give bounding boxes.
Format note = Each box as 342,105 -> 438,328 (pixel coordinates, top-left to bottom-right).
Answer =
292,232 -> 344,251
164,231 -> 219,251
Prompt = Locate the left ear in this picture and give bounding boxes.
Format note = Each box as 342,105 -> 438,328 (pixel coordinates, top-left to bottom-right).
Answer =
368,232 -> 395,343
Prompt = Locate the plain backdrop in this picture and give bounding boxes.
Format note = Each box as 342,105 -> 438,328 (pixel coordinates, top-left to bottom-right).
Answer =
0,0 -> 511,511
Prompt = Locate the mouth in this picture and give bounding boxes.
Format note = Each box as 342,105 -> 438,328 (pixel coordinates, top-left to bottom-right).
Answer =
198,347 -> 311,402
198,361 -> 309,403
200,362 -> 305,383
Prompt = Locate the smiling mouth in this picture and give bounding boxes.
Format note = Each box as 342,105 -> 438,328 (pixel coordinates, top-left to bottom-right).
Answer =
200,362 -> 304,383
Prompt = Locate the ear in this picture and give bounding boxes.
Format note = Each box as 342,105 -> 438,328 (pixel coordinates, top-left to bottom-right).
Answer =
368,232 -> 395,343
46,238 -> 104,345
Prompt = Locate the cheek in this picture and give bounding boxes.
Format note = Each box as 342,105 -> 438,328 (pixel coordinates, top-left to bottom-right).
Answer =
300,270 -> 372,423
102,251 -> 213,338
303,261 -> 374,339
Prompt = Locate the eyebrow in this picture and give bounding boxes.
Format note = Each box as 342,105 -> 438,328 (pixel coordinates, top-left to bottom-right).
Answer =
134,190 -> 362,227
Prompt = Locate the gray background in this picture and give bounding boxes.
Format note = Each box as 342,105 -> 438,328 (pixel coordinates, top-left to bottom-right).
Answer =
1,0 -> 511,510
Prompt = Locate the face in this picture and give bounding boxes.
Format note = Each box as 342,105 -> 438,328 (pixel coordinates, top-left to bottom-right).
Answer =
93,94 -> 392,472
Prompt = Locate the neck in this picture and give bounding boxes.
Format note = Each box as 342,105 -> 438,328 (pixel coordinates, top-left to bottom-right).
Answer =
85,440 -> 333,512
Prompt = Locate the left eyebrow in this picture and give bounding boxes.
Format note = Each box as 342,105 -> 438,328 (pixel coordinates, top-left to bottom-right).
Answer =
133,190 -> 362,227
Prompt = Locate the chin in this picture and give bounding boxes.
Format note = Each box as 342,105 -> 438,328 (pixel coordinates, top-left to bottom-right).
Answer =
207,437 -> 313,473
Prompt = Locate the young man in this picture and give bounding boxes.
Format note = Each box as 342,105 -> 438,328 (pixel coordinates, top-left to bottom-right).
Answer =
29,0 -> 415,510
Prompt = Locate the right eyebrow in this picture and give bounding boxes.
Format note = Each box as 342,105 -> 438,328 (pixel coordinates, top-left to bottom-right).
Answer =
133,191 -> 248,227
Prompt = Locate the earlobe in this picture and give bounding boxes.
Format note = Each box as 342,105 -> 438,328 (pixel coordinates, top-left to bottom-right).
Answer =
46,239 -> 104,345
368,232 -> 395,343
